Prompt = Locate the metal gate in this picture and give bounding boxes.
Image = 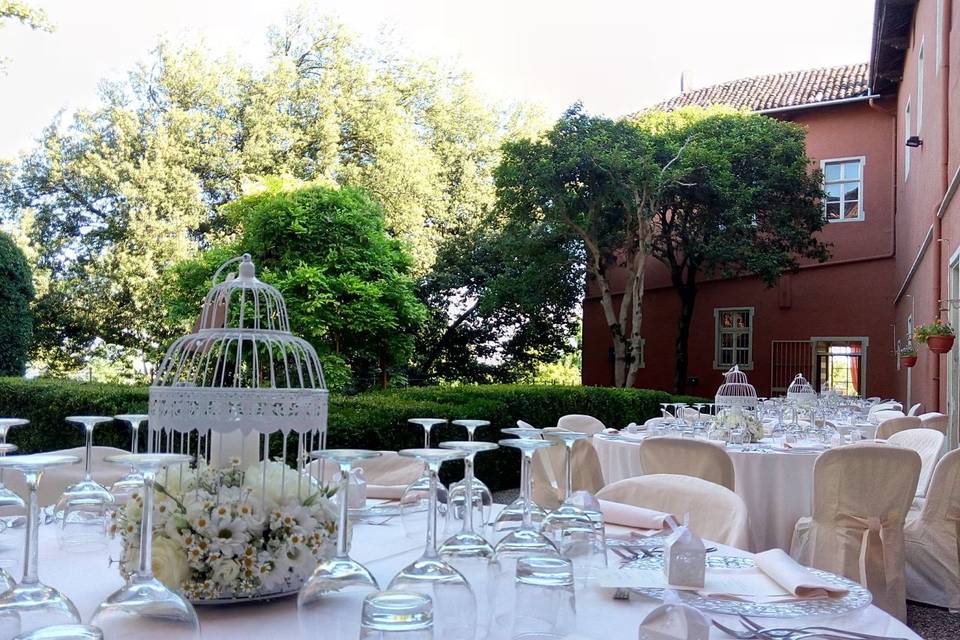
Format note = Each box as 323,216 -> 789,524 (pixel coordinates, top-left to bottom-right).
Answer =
770,340 -> 813,394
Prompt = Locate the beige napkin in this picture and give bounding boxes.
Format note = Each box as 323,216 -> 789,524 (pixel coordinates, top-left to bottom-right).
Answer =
754,548 -> 849,598
366,484 -> 406,500
599,499 -> 674,530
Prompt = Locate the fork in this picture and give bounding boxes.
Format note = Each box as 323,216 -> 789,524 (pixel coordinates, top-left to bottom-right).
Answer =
712,622 -> 877,640
739,616 -> 909,640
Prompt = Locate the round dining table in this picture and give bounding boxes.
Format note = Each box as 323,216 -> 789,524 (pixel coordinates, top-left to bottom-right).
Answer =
0,504 -> 920,639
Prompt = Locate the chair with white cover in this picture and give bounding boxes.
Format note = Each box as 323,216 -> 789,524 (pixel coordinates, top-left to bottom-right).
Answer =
872,410 -> 907,425
596,474 -> 749,549
638,437 -> 735,491
556,414 -> 605,435
789,443 -> 920,620
876,416 -> 922,440
532,433 -> 605,510
904,448 -> 960,610
870,402 -> 903,415
1,446 -> 131,507
919,412 -> 948,435
907,403 -> 922,417
887,429 -> 945,498
313,450 -> 424,499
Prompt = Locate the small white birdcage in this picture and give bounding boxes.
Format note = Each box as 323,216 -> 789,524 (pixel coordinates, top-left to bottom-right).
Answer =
149,254 -> 329,473
714,365 -> 758,410
786,373 -> 818,406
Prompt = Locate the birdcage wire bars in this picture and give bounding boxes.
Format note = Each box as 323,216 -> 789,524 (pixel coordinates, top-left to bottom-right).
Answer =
714,365 -> 758,410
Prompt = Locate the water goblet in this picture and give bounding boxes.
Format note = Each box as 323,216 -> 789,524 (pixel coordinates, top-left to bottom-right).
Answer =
90,453 -> 198,639
299,449 -> 383,638
540,431 -> 596,543
0,454 -> 82,636
448,420 -> 493,526
388,448 -> 475,640
109,414 -> 149,501
451,419 -> 489,442
0,420 -> 27,510
359,591 -> 433,640
55,417 -> 116,551
493,427 -> 547,532
13,625 -> 103,640
402,419 -> 450,537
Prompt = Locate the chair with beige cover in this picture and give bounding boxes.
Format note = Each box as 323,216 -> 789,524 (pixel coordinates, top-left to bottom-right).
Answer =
789,443 -> 920,620
907,403 -> 922,417
919,412 -> 948,435
313,450 -> 424,499
596,474 -> 749,549
1,446 -> 131,507
556,414 -> 605,435
904,448 -> 960,610
532,434 -> 605,510
876,416 -> 922,440
638,437 -> 735,491
887,429 -> 945,497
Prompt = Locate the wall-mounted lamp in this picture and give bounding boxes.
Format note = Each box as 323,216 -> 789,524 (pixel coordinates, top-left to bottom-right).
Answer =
905,135 -> 923,148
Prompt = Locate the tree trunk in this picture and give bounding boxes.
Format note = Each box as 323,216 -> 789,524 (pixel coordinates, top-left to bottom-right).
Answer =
378,348 -> 390,389
673,283 -> 697,394
625,241 -> 647,389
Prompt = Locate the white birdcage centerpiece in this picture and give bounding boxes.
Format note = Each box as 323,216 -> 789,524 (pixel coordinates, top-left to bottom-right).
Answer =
114,254 -> 337,603
714,366 -> 764,442
786,373 -> 818,407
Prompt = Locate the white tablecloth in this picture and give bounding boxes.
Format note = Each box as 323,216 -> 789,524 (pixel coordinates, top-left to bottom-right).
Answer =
593,434 -> 819,552
0,510 -> 919,639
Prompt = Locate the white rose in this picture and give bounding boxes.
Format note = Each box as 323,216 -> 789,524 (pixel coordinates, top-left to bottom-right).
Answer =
211,558 -> 241,587
152,535 -> 191,589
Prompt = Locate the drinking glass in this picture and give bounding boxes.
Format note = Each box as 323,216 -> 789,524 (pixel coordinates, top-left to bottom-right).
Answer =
511,557 -> 576,638
402,419 -> 449,538
359,591 -> 433,640
299,449 -> 383,638
493,427 -> 547,532
0,420 -> 27,510
540,431 -> 595,541
388,448 -> 475,640
110,414 -> 149,501
13,625 -> 103,640
448,420 -> 493,527
55,416 -> 116,550
0,453 -> 82,637
451,419 -> 489,442
91,453 -> 198,639
438,441 -> 497,639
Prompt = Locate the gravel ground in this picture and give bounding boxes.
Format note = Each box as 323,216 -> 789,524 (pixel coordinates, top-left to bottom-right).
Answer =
492,489 -> 958,638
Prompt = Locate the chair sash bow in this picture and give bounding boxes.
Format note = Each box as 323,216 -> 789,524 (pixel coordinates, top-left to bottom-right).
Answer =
845,513 -> 900,593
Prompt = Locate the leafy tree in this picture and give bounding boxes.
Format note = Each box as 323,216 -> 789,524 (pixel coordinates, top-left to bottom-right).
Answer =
0,10 -> 530,377
633,106 -> 830,393
168,183 -> 428,391
496,105 -> 670,388
0,1 -> 52,72
0,230 -> 33,374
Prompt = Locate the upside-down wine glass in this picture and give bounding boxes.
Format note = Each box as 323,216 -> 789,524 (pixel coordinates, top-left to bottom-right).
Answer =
109,415 -> 149,501
0,453 -> 82,637
402,419 -> 449,538
448,421 -> 493,527
389,448 -> 475,640
438,441 -> 497,639
493,426 -> 546,533
540,431 -> 597,543
55,416 -> 115,550
299,449 -> 383,638
91,453 -> 199,639
0,420 -> 27,511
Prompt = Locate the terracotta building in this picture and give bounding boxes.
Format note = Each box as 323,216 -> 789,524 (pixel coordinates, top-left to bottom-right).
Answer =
582,0 -> 960,444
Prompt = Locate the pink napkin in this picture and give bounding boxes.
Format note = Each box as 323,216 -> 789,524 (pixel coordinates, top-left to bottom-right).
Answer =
598,499 -> 674,530
754,548 -> 849,598
367,485 -> 406,500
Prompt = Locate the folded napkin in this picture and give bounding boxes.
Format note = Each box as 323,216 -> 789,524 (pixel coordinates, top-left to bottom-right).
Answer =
599,499 -> 674,530
366,484 -> 406,501
602,428 -> 620,435
754,549 -> 849,598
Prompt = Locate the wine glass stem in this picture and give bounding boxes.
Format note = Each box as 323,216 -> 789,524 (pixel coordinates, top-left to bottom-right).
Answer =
131,426 -> 139,454
423,427 -> 431,449
462,455 -> 475,534
84,425 -> 93,481
336,463 -> 351,558
137,470 -> 156,578
521,451 -> 533,529
563,444 -> 573,501
23,471 -> 40,585
467,428 -> 475,442
424,463 -> 439,560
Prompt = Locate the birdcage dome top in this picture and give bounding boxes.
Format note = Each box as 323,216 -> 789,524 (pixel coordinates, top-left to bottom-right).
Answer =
715,365 -> 758,409
149,254 -> 328,435
786,373 -> 818,405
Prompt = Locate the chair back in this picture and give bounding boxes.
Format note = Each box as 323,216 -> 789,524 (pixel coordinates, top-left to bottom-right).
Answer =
556,414 -> 605,435
638,437 -> 735,491
918,412 -> 948,435
532,435 -> 605,510
806,443 -> 920,619
907,403 -> 922,416
876,416 -> 922,440
1,446 -> 131,507
888,429 -> 945,497
870,402 -> 902,415
596,474 -> 749,549
313,450 -> 424,498
916,448 -> 960,524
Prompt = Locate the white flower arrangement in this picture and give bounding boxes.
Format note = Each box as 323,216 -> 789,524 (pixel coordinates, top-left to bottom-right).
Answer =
714,408 -> 766,443
112,458 -> 339,601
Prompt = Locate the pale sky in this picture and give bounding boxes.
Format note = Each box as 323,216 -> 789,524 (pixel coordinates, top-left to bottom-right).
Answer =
0,0 -> 875,158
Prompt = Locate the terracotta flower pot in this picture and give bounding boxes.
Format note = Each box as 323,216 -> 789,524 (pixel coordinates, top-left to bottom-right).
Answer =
900,355 -> 917,368
927,335 -> 956,354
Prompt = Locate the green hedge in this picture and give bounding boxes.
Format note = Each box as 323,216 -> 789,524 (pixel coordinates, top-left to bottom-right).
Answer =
0,378 -> 703,490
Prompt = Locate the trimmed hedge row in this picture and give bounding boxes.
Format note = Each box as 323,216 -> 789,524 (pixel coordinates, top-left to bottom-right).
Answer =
0,378 -> 703,491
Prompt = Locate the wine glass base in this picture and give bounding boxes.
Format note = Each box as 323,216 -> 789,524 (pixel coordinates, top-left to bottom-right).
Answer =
493,527 -> 559,558
61,479 -> 115,503
91,576 -> 198,626
298,556 -> 379,607
439,531 -> 494,560
541,505 -> 596,544
0,488 -> 24,510
493,497 -> 545,531
389,557 -> 468,586
110,474 -> 145,499
0,582 -> 81,633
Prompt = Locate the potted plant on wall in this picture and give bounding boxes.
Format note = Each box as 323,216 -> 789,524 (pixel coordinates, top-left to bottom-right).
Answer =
898,344 -> 918,368
915,318 -> 956,355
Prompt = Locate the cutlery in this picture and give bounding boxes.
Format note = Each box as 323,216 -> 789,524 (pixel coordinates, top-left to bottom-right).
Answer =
738,616 -> 908,640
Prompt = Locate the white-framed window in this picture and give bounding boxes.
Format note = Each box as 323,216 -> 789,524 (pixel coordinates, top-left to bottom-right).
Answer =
905,98 -> 912,179
714,307 -> 754,370
822,157 -> 864,222
917,39 -> 925,134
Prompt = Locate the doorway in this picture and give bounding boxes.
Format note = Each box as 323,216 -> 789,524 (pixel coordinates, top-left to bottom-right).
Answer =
811,338 -> 867,396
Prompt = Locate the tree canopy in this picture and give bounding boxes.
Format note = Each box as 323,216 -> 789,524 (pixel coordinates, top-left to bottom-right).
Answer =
0,230 -> 33,375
